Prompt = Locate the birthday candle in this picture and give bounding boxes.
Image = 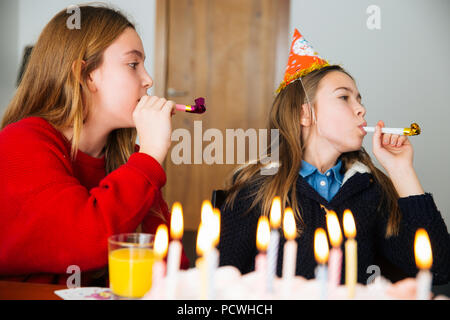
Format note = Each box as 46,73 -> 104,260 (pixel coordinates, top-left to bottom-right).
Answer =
325,210 -> 343,293
282,207 -> 297,296
256,216 -> 270,298
195,200 -> 218,300
209,207 -> 221,299
196,222 -> 208,300
414,228 -> 433,300
314,228 -> 329,300
166,202 -> 183,299
343,209 -> 357,299
267,197 -> 281,293
150,224 -> 168,299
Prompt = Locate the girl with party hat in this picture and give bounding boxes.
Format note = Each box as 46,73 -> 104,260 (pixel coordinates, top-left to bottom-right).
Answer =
219,29 -> 450,286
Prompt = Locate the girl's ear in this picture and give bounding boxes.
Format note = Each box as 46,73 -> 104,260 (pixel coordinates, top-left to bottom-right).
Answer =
71,60 -> 97,92
85,71 -> 97,93
300,103 -> 312,127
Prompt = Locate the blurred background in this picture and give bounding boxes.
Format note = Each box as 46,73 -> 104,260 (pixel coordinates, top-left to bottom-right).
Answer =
0,0 -> 449,293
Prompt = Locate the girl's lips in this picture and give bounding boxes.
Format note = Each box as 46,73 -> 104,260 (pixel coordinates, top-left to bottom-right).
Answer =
359,125 -> 367,136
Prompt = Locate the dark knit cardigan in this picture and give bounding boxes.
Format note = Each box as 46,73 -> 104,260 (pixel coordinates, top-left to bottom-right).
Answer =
218,165 -> 450,285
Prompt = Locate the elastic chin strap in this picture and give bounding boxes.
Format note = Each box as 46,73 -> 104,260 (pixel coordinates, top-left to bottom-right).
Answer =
298,77 -> 317,124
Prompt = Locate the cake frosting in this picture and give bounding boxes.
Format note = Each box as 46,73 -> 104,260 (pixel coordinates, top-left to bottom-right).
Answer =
143,265 -> 448,300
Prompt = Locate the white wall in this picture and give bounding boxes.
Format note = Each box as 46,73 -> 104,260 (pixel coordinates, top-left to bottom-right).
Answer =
0,0 -> 19,113
290,0 -> 450,227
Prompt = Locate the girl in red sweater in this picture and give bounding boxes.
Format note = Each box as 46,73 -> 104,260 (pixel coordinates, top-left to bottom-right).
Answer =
0,5 -> 188,285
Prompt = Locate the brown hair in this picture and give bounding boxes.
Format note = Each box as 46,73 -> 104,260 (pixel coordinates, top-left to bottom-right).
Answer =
224,65 -> 401,237
1,4 -> 136,175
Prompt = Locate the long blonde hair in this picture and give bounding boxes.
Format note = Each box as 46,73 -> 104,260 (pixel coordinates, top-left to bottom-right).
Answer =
224,65 -> 401,237
1,4 -> 136,174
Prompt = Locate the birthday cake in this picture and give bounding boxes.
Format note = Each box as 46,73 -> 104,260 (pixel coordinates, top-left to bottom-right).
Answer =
143,265 -> 448,300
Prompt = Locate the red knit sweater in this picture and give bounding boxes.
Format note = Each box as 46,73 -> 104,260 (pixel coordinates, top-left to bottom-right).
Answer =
0,116 -> 189,284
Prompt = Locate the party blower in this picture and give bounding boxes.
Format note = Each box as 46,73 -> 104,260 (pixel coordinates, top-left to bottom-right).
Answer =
175,97 -> 206,114
363,123 -> 421,136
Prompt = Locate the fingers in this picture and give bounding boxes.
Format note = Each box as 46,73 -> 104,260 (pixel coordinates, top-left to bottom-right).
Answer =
136,95 -> 158,111
162,99 -> 175,116
373,120 -> 407,149
397,135 -> 408,147
137,95 -> 174,112
382,133 -> 393,145
378,122 -> 408,147
381,133 -> 409,147
373,120 -> 383,150
153,97 -> 168,110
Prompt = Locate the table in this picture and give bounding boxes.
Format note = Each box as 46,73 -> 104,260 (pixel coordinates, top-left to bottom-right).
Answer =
0,280 -> 66,300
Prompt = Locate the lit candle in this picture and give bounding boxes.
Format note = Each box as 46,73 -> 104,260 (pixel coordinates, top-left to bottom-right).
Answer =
166,202 -> 183,299
267,197 -> 281,292
325,210 -> 343,292
256,215 -> 270,297
196,222 -> 209,300
209,207 -> 221,299
414,228 -> 433,300
314,228 -> 329,300
151,224 -> 168,298
343,209 -> 357,299
282,207 -> 297,295
195,222 -> 208,300
195,200 -> 218,300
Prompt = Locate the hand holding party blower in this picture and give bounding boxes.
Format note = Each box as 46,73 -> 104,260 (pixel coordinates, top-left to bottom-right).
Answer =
363,123 -> 421,136
175,97 -> 206,114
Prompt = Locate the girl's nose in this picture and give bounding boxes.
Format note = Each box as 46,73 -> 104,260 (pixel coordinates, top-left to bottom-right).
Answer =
356,103 -> 366,118
142,69 -> 153,89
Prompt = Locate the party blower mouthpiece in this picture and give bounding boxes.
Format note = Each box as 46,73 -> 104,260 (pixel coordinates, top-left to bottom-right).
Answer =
175,97 -> 206,114
363,123 -> 421,136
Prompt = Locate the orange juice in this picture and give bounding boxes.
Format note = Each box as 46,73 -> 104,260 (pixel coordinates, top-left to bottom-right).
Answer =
108,247 -> 155,298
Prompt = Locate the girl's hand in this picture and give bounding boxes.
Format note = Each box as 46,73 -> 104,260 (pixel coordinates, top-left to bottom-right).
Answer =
133,95 -> 175,165
372,120 -> 424,197
372,120 -> 414,173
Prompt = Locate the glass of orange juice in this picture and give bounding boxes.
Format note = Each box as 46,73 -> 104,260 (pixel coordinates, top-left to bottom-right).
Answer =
108,233 -> 156,299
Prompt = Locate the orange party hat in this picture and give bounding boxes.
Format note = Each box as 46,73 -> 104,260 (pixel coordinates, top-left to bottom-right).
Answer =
276,28 -> 329,93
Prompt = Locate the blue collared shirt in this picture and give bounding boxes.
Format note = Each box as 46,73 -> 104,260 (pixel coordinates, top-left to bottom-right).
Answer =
299,159 -> 344,202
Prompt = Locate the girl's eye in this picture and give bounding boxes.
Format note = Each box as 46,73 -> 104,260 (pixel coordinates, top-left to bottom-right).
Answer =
128,62 -> 138,69
339,95 -> 348,101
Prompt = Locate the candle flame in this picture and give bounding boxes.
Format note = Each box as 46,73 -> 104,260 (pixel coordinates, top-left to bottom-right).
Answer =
314,228 -> 329,264
326,210 -> 342,247
414,228 -> 432,270
212,208 -> 221,247
170,202 -> 184,240
256,216 -> 270,252
154,224 -> 169,260
201,200 -> 214,224
196,223 -> 209,256
270,196 -> 282,229
343,209 -> 356,238
283,207 -> 296,240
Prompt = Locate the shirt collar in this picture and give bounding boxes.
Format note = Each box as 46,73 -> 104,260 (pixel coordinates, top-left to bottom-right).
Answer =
331,160 -> 343,185
300,159 -> 344,184
299,160 -> 317,178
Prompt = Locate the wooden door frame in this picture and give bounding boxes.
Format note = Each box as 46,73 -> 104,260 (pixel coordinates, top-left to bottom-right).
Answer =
154,0 -> 170,99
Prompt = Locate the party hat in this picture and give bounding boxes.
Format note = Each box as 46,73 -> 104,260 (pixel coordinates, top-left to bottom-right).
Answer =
276,28 -> 329,93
